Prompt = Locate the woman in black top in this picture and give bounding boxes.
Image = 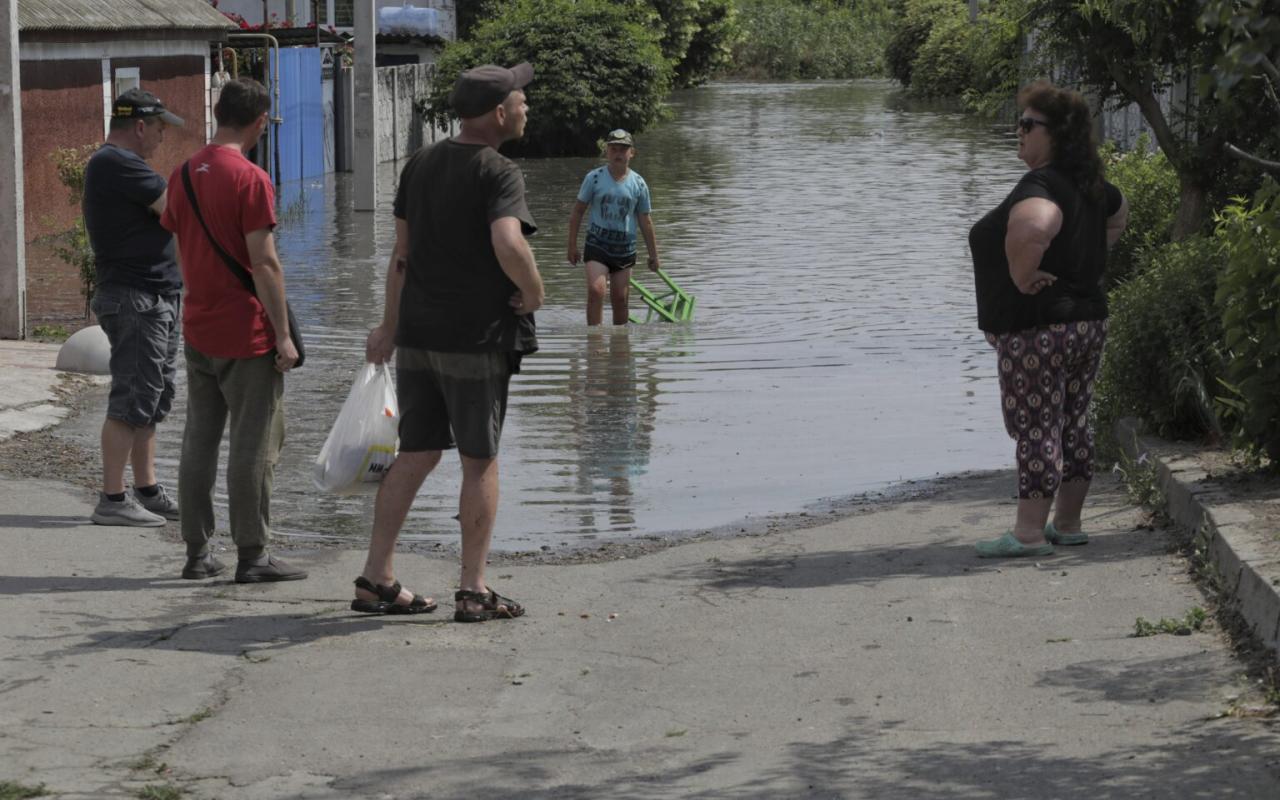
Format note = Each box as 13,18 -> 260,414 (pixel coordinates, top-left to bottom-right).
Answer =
968,81 -> 1128,558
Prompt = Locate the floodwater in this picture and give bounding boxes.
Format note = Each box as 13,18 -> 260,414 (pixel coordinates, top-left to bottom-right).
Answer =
70,81 -> 1032,550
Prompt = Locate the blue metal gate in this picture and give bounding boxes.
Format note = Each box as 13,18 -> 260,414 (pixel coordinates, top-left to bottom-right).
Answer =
270,47 -> 325,183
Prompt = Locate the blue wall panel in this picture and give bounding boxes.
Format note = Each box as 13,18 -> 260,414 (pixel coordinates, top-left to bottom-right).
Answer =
270,48 -> 324,184
300,48 -> 324,179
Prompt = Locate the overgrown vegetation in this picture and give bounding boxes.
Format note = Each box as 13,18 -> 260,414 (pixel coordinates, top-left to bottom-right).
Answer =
46,144 -> 98,319
1214,179 -> 1280,462
730,0 -> 893,80
1093,235 -> 1226,444
0,783 -> 47,800
1133,606 -> 1208,637
29,324 -> 70,342
425,0 -> 672,156
1099,135 -> 1179,288
439,0 -> 892,153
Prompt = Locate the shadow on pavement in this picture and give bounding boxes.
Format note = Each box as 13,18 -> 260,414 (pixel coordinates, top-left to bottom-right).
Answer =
655,523 -> 1169,592
0,513 -> 93,529
9,609 -> 446,661
242,713 -> 1279,800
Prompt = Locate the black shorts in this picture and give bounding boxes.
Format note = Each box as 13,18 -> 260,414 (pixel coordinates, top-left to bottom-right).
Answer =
395,348 -> 511,458
584,244 -> 636,274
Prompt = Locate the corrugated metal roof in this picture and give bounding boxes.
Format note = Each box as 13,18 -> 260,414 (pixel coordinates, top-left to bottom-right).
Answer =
19,0 -> 237,32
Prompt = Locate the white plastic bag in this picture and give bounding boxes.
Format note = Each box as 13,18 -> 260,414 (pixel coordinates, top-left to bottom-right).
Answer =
313,363 -> 399,493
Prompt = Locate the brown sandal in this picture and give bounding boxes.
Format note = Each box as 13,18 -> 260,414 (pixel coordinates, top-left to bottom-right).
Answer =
453,588 -> 525,623
351,576 -> 437,615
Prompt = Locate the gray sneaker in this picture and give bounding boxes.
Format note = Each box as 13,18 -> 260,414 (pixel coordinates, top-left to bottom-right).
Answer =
91,492 -> 165,527
134,484 -> 179,520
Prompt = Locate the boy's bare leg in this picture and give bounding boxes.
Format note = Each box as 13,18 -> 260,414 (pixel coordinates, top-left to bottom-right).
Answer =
358,450 -> 442,602
610,267 -> 632,325
585,261 -> 609,325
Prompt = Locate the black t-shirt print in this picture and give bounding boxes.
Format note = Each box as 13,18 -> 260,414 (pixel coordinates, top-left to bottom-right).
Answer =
393,139 -> 539,354
82,143 -> 181,295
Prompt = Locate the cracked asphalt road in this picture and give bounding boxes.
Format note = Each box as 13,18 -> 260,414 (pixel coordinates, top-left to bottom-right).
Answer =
2,474 -> 1279,799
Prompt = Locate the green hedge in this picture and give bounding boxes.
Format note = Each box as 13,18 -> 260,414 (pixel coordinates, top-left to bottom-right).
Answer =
910,12 -> 976,98
1101,135 -> 1179,288
425,0 -> 671,156
731,0 -> 893,80
1214,179 -> 1280,461
1093,235 -> 1227,445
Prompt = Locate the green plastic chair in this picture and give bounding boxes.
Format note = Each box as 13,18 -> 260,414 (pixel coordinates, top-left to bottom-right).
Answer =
628,268 -> 696,324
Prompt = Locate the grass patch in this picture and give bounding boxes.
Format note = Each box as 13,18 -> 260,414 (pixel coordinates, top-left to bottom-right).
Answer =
181,707 -> 214,725
1133,607 -> 1208,637
30,324 -> 70,342
136,786 -> 183,800
664,728 -> 687,738
0,782 -> 48,800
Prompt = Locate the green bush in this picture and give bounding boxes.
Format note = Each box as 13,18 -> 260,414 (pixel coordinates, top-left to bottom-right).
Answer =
424,0 -> 671,156
48,144 -> 98,318
650,0 -> 739,88
959,0 -> 1026,117
909,12 -> 976,97
883,0 -> 966,88
672,0 -> 739,87
1093,235 -> 1227,444
1101,134 -> 1179,287
731,0 -> 893,80
1214,179 -> 1280,461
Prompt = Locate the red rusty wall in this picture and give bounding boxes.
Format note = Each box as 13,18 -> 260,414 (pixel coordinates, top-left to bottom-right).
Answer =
108,56 -> 209,180
20,55 -> 210,328
20,59 -> 102,240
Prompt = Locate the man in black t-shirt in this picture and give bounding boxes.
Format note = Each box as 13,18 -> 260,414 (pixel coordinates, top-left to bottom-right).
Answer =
354,63 -> 544,622
83,88 -> 186,529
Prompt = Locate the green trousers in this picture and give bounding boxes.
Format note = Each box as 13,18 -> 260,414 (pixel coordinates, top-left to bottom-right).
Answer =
179,344 -> 285,560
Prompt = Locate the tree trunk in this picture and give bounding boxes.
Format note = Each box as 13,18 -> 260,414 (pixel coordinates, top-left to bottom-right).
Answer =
1171,173 -> 1207,241
1107,62 -> 1207,239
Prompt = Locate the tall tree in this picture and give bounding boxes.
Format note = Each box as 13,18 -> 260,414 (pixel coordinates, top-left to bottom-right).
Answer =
1029,0 -> 1277,238
1200,0 -> 1280,175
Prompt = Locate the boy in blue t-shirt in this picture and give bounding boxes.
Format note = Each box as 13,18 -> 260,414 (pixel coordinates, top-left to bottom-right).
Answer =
566,129 -> 661,325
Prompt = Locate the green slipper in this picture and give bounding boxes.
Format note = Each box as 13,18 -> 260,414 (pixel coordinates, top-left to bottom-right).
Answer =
975,531 -> 1054,559
1044,522 -> 1089,546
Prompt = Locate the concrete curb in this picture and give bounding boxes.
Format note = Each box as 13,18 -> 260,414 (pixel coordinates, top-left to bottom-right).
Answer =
1115,417 -> 1280,657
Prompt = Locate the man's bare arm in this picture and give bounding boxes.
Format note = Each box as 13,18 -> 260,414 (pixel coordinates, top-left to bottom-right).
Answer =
366,218 -> 410,364
492,216 -> 543,314
149,189 -> 167,217
244,227 -> 298,369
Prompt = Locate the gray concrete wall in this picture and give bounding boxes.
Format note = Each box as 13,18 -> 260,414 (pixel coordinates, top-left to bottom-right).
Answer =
375,63 -> 453,164
353,0 -> 376,210
0,0 -> 25,340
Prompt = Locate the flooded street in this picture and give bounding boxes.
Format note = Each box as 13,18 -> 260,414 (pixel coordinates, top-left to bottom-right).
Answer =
67,81 -> 1029,550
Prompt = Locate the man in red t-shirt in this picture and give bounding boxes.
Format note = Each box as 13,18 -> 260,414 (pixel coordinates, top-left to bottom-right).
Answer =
160,78 -> 306,584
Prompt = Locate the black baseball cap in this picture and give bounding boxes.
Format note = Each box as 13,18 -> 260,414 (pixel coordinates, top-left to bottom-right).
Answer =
449,62 -> 533,119
112,88 -> 185,127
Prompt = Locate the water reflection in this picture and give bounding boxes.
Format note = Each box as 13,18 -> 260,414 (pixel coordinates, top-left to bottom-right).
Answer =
566,329 -> 658,532
61,80 -> 1030,550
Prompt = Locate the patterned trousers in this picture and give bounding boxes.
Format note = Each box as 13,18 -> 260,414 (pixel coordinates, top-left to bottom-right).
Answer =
986,320 -> 1107,499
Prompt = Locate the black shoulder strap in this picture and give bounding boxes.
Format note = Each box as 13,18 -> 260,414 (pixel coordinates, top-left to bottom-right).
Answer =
180,161 -> 257,297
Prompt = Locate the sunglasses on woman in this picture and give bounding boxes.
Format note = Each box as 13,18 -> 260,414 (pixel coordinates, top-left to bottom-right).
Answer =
1017,117 -> 1048,133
